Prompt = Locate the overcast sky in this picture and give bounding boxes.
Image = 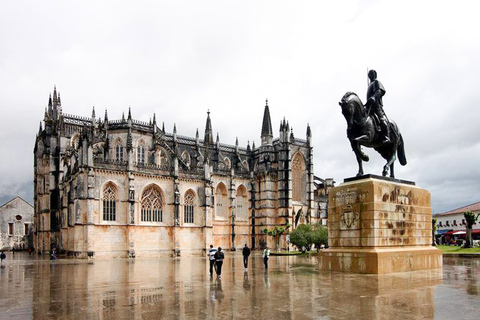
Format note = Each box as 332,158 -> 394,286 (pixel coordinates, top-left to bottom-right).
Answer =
1,1 -> 479,213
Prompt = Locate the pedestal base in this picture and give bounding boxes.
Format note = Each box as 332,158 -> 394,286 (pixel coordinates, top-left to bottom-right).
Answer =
319,246 -> 442,274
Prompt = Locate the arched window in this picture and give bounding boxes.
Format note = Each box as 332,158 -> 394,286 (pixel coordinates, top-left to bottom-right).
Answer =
224,157 -> 231,170
215,183 -> 228,219
71,133 -> 80,149
292,152 -> 307,202
115,140 -> 124,162
141,185 -> 163,222
103,183 -> 117,221
236,185 -> 248,220
184,190 -> 195,223
137,140 -> 146,164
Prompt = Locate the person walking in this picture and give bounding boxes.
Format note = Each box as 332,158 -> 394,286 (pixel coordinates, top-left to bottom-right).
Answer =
208,245 -> 217,276
51,248 -> 58,261
263,246 -> 270,269
242,243 -> 251,272
0,251 -> 6,268
214,247 -> 225,279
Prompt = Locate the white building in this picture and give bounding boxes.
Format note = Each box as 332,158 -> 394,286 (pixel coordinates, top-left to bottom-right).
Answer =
0,196 -> 34,250
435,201 -> 480,240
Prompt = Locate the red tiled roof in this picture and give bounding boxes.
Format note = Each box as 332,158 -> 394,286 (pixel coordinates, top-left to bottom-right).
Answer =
437,201 -> 480,216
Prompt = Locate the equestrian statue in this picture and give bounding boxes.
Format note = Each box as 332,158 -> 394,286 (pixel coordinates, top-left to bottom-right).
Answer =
339,70 -> 407,178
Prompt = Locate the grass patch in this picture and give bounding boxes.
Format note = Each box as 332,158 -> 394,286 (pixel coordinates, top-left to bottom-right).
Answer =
436,245 -> 480,254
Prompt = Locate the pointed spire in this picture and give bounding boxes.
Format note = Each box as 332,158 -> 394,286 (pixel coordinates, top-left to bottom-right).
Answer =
306,123 -> 311,145
48,93 -> 53,117
235,137 -> 239,146
204,110 -> 213,145
104,109 -> 108,122
195,128 -> 199,144
261,99 -> 273,146
128,107 -> 132,120
57,92 -> 61,106
162,122 -> 165,132
152,113 -> 156,126
122,112 -> 125,122
53,86 -> 58,105
290,127 -> 295,142
261,99 -> 273,136
91,106 -> 96,119
173,123 -> 177,134
39,122 -> 43,134
216,132 -> 219,143
252,140 -> 256,150
247,141 -> 251,152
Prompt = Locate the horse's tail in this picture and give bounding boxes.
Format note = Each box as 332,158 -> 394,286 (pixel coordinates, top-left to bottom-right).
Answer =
397,133 -> 407,166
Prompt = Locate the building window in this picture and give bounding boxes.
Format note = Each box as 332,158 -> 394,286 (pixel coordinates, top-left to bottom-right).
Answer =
215,183 -> 228,219
446,221 -> 450,226
8,223 -> 14,236
236,185 -> 248,220
103,183 -> 117,221
137,142 -> 146,164
24,224 -> 29,235
141,186 -> 163,222
453,220 -> 457,226
292,152 -> 306,202
116,142 -> 124,162
184,191 -> 195,224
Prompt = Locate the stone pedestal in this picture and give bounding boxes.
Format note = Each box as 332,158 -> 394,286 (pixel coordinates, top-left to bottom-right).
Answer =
319,175 -> 442,274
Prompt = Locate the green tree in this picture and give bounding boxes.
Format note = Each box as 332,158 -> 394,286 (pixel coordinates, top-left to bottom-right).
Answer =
464,211 -> 479,248
289,224 -> 314,252
262,224 -> 290,251
311,223 -> 328,251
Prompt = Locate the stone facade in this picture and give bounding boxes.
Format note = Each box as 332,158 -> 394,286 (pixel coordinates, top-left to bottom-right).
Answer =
34,88 -> 318,258
0,196 -> 34,250
319,176 -> 442,274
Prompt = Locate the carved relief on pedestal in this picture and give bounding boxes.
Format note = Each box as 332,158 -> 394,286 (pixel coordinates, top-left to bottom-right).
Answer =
340,205 -> 360,230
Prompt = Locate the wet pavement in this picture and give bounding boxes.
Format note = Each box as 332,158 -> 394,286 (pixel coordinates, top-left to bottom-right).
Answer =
0,252 -> 479,319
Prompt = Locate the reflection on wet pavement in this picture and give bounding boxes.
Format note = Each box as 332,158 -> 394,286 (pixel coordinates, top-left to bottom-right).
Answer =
0,252 -> 479,319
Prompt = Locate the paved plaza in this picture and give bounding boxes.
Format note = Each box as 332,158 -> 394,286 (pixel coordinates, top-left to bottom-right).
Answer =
0,251 -> 479,319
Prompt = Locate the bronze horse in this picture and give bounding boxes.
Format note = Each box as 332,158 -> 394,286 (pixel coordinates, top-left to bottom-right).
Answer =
339,92 -> 407,178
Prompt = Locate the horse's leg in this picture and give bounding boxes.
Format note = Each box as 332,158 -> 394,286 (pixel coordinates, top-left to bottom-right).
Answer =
390,162 -> 395,178
383,149 -> 397,177
351,140 -> 364,176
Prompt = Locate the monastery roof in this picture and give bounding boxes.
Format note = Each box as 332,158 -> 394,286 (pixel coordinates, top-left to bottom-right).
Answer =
436,201 -> 480,216
0,196 -> 33,209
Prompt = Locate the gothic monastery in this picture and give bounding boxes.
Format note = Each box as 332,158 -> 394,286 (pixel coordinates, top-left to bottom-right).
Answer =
34,87 -> 321,258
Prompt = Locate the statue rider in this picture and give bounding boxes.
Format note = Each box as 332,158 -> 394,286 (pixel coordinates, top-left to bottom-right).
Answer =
366,70 -> 390,143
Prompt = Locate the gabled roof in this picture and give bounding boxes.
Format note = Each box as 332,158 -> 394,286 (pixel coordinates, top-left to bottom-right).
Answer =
436,201 -> 480,216
0,196 -> 33,209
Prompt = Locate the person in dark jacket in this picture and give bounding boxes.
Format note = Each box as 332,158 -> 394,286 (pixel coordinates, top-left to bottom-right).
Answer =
242,244 -> 251,272
0,251 -> 6,267
214,247 -> 225,279
208,245 -> 217,276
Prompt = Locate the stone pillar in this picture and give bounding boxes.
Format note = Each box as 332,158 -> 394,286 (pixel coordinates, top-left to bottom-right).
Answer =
319,175 -> 442,274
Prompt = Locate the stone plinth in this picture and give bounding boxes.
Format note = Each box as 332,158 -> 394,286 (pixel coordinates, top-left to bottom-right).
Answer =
319,175 -> 442,274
